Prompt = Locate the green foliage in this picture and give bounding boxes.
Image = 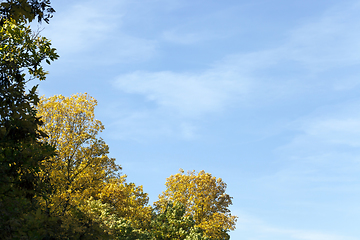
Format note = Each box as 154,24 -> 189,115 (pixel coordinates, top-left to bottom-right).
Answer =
150,201 -> 209,240
0,0 -> 55,24
0,14 -> 58,240
79,198 -> 150,240
0,18 -> 58,193
97,176 -> 153,231
0,19 -> 58,82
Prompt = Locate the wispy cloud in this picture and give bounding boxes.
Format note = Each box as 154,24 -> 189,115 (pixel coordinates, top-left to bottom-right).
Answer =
110,0 -> 360,140
105,109 -> 175,141
255,100 -> 360,206
284,1 -> 360,71
114,0 -> 360,112
234,212 -> 357,240
114,69 -> 249,117
44,1 -> 120,53
42,0 -> 157,63
280,99 -> 360,154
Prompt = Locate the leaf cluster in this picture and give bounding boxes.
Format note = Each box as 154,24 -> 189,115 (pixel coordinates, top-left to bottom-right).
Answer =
150,201 -> 209,240
0,18 -> 58,84
0,0 -> 55,24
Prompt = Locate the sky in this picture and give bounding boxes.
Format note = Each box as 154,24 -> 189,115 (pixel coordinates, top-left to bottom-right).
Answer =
31,0 -> 360,239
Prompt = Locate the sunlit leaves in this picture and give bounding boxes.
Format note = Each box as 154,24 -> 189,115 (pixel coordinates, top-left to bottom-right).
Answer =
36,93 -> 121,226
97,176 -> 153,231
155,170 -> 238,239
150,201 -> 209,240
0,18 -> 58,84
79,197 -> 150,240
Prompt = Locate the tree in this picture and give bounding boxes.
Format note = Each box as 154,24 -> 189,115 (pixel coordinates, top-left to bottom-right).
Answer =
154,170 -> 238,240
37,93 -> 159,238
0,16 -> 58,239
36,93 -> 122,236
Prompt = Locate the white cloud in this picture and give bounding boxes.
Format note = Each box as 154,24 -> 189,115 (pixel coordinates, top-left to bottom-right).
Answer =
257,100 -> 360,200
233,211 -> 357,240
281,100 -> 360,153
105,109 -> 174,141
42,0 -> 157,63
304,118 -> 360,147
114,70 -> 250,117
107,71 -> 237,139
44,2 -> 119,53
114,1 -> 360,114
109,0 -> 360,140
284,1 -> 360,71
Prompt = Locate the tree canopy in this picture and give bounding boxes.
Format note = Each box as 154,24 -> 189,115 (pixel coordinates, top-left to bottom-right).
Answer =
154,170 -> 238,240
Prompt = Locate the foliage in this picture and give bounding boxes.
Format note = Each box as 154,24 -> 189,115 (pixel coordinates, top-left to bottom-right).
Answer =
36,93 -> 121,233
0,16 -> 58,239
79,198 -> 150,240
154,170 -> 237,239
0,18 -> 58,82
97,176 -> 153,231
0,0 -> 55,23
150,201 -> 209,240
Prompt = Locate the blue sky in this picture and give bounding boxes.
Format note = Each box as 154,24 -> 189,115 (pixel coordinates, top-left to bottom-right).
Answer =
33,0 -> 360,239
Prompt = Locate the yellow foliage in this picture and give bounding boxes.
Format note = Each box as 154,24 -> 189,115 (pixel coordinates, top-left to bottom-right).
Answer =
97,176 -> 153,230
36,93 -> 120,216
154,170 -> 237,239
36,93 -> 152,236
